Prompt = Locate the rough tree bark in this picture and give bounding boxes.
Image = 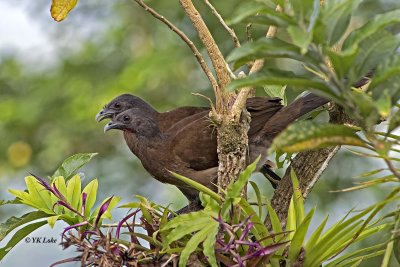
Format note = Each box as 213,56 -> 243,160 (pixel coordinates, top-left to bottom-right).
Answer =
179,0 -> 254,193
271,105 -> 355,225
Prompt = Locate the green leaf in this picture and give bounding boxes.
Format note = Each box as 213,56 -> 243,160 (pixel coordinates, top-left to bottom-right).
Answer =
264,85 -> 287,105
170,172 -> 222,203
316,0 -> 360,45
91,196 -> 121,222
25,176 -> 53,212
305,214 -> 328,251
288,25 -> 312,54
249,181 -> 263,218
66,175 -> 82,211
351,30 -> 399,82
228,2 -> 294,27
225,157 -> 259,200
369,55 -> 400,103
82,179 -> 98,218
228,69 -> 337,99
325,46 -> 358,80
227,38 -> 310,68
289,0 -> 314,22
162,211 -> 211,231
389,108 -> 400,134
47,215 -> 60,228
51,176 -> 67,214
0,211 -> 49,242
179,224 -> 215,267
8,189 -> 38,210
326,243 -> 385,267
288,208 -> 315,263
286,198 -> 296,240
202,223 -> 218,267
346,91 -> 380,129
50,0 -> 79,22
0,220 -> 47,260
271,121 -> 365,154
239,199 -> 270,246
343,9 -> 400,50
290,170 -> 304,226
52,153 -> 97,181
266,200 -> 283,234
375,90 -> 391,119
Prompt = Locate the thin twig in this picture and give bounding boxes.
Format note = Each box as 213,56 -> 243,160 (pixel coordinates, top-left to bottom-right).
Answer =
230,5 -> 282,121
248,5 -> 282,75
180,0 -> 231,100
204,0 -> 240,48
384,158 -> 400,179
133,0 -> 219,97
246,23 -> 253,42
192,92 -> 216,114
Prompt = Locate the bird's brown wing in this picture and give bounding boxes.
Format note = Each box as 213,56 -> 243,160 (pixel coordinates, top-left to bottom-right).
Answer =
157,106 -> 209,132
257,93 -> 328,139
167,113 -> 218,171
246,97 -> 283,136
165,97 -> 284,171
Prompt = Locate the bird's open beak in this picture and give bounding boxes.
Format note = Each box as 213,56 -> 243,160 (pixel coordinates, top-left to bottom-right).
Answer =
96,109 -> 115,122
104,121 -> 124,132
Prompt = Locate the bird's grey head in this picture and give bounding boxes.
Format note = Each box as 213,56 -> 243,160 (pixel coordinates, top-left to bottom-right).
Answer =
103,108 -> 161,138
95,94 -> 155,122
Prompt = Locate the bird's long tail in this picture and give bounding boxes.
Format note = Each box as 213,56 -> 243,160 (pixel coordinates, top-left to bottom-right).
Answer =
258,93 -> 329,139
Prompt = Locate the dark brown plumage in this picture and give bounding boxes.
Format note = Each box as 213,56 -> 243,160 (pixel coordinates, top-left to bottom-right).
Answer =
103,93 -> 329,210
97,94 -> 284,186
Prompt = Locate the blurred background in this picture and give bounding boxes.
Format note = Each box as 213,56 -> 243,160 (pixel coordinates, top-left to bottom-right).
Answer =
0,0 -> 398,266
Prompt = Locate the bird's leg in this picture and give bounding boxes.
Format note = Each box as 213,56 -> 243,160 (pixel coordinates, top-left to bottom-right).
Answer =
260,163 -> 281,189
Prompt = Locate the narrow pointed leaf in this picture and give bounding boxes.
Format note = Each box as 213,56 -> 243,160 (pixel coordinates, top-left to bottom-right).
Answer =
66,175 -> 81,211
288,208 -> 315,263
271,121 -> 365,154
179,224 -> 215,267
0,221 -> 47,260
82,179 -> 98,218
0,211 -> 49,242
170,172 -> 222,203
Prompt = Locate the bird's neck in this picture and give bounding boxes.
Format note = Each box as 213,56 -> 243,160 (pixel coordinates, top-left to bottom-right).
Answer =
133,98 -> 160,118
123,130 -> 164,155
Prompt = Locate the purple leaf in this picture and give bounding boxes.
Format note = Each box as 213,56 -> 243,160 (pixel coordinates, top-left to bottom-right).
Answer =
61,221 -> 89,239
115,209 -> 139,239
81,192 -> 87,214
53,200 -> 80,215
241,241 -> 289,261
94,196 -> 114,227
30,173 -> 57,195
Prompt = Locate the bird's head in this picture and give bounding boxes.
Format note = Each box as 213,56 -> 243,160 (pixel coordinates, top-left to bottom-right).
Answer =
96,94 -> 156,122
104,108 -> 161,138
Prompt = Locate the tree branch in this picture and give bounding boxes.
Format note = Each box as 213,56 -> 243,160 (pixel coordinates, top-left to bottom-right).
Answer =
230,5 -> 282,121
133,0 -> 219,98
204,0 -> 240,48
180,0 -> 231,101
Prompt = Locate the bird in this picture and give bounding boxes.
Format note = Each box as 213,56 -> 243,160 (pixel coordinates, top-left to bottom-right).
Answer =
96,94 -> 210,131
96,94 -> 285,186
103,93 -> 329,211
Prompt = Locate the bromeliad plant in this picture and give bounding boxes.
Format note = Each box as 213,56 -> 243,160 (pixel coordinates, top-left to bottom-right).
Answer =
0,153 -> 399,266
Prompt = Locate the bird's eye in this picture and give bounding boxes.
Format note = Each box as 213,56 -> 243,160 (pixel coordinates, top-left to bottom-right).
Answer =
123,115 -> 130,122
114,103 -> 121,109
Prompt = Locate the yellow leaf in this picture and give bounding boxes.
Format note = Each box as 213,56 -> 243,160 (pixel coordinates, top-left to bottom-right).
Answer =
50,0 -> 79,22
